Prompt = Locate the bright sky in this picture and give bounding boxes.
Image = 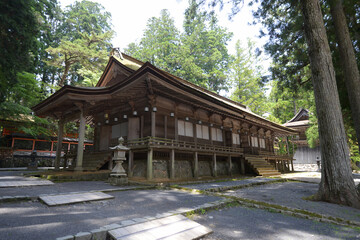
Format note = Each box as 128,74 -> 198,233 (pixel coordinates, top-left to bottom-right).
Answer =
59,0 -> 269,60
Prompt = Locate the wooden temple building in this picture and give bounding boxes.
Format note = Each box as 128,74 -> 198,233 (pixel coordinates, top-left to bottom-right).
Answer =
32,51 -> 298,180
283,108 -> 321,171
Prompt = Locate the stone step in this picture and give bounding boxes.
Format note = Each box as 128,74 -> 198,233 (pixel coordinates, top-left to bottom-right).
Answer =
260,172 -> 281,177
108,215 -> 212,240
39,191 -> 114,206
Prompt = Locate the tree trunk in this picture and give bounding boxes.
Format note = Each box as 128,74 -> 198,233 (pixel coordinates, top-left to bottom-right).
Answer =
329,0 -> 360,151
300,0 -> 360,208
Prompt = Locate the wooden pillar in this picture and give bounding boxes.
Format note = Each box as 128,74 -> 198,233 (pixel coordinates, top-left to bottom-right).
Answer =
212,153 -> 217,177
128,150 -> 134,177
147,148 -> 153,180
170,149 -> 175,179
151,111 -> 156,137
174,117 -> 178,140
282,160 -> 286,172
194,151 -> 199,179
140,115 -> 144,138
228,155 -> 232,176
164,116 -> 168,138
240,157 -> 245,175
285,137 -> 290,156
75,109 -> 86,171
55,118 -> 65,170
249,136 -> 253,154
291,159 -> 295,172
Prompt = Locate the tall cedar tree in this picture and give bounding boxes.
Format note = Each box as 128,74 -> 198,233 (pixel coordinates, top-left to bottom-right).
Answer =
300,0 -> 360,208
329,0 -> 360,151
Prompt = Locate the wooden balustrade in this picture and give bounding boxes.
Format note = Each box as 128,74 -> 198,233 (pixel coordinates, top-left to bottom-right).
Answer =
126,137 -> 243,155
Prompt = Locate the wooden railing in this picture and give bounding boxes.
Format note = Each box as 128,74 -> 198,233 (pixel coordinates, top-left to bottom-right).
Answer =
126,137 -> 243,154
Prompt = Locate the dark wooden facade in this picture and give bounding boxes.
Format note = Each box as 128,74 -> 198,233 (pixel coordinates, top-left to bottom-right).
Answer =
33,52 -> 297,179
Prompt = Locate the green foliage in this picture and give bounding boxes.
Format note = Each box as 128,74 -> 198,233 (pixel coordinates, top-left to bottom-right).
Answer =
268,80 -> 314,124
46,31 -> 113,86
0,72 -> 52,138
45,0 -> 114,87
230,39 -> 267,116
179,0 -> 233,93
125,9 -> 181,74
125,1 -> 233,94
0,0 -> 43,103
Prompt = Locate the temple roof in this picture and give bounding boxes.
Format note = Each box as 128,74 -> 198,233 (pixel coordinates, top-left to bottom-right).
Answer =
32,53 -> 298,135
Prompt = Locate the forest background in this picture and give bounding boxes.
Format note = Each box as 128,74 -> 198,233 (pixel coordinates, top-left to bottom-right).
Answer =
0,0 -> 359,166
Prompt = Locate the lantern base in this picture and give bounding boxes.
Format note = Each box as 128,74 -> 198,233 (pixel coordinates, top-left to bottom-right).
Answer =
109,174 -> 128,185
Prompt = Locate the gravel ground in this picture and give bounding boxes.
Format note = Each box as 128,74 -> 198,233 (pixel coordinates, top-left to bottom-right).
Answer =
194,206 -> 360,240
223,181 -> 360,223
180,177 -> 278,191
0,189 -> 221,240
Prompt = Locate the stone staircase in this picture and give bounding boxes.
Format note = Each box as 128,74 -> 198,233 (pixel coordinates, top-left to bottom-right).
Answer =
245,156 -> 281,177
81,151 -> 113,171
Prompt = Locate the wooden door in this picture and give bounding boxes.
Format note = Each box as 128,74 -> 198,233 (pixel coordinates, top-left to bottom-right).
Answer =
128,117 -> 140,140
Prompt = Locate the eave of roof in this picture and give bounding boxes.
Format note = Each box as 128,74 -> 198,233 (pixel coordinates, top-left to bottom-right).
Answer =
32,54 -> 297,135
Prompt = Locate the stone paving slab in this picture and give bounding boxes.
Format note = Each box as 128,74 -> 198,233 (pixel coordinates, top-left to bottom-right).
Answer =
108,215 -> 212,240
0,180 -> 53,188
39,192 -> 114,206
179,177 -> 280,191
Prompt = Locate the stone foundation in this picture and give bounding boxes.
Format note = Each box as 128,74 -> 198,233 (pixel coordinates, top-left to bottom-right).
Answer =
132,159 -> 146,177
199,160 -> 211,176
293,164 -> 320,172
0,155 -> 55,168
153,160 -> 169,178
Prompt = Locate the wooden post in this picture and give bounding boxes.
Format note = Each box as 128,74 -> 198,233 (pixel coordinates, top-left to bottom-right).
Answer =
282,160 -> 286,173
175,117 -> 178,140
140,115 -> 144,138
151,111 -> 156,137
228,155 -> 232,176
240,157 -> 245,175
170,149 -> 175,179
212,153 -> 217,177
194,151 -> 199,179
75,109 -> 85,171
285,137 -> 290,156
164,115 -> 167,138
249,136 -> 253,154
147,148 -> 153,180
128,150 -> 134,177
55,118 -> 65,170
291,159 -> 295,172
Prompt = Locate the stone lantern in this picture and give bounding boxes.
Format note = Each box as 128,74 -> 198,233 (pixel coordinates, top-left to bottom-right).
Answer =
109,137 -> 129,185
